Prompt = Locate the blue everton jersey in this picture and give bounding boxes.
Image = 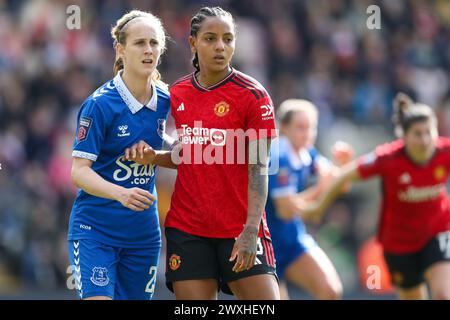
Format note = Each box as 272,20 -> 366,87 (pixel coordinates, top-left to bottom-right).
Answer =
68,72 -> 170,248
266,137 -> 329,248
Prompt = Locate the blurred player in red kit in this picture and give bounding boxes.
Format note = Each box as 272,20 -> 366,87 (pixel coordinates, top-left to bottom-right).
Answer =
311,93 -> 450,299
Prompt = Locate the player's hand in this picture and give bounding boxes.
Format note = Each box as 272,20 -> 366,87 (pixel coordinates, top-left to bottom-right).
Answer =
332,141 -> 354,166
116,187 -> 155,211
229,225 -> 258,273
124,140 -> 156,165
302,202 -> 323,224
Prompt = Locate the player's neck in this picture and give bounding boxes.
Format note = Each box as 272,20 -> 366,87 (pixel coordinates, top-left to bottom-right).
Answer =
121,70 -> 153,105
196,66 -> 232,88
405,146 -> 435,165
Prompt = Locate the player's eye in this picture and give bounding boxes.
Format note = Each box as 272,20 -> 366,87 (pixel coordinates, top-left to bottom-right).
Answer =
150,39 -> 159,46
224,37 -> 233,43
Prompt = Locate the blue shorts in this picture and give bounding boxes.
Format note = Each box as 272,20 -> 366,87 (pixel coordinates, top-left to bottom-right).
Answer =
273,233 -> 317,279
67,239 -> 160,300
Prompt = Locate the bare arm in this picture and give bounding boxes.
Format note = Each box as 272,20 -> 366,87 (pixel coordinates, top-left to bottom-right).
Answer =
230,138 -> 271,272
272,158 -> 337,221
71,157 -> 155,211
153,150 -> 178,169
273,184 -> 323,221
307,161 -> 361,223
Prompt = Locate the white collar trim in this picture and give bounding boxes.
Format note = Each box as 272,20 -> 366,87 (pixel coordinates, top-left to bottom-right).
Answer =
113,71 -> 157,114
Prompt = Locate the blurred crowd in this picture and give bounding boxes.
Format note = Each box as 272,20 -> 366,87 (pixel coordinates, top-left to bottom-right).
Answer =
0,0 -> 449,297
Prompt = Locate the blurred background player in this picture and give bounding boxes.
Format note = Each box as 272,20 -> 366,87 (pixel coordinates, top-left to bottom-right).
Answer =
126,6 -> 279,300
68,10 -> 170,300
266,99 -> 352,299
311,93 -> 450,300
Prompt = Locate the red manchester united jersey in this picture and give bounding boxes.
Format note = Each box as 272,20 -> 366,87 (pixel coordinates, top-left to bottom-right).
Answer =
357,137 -> 450,254
165,69 -> 277,239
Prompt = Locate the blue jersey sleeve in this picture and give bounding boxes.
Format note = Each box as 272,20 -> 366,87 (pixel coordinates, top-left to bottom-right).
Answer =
269,155 -> 298,198
309,148 -> 331,176
72,99 -> 107,162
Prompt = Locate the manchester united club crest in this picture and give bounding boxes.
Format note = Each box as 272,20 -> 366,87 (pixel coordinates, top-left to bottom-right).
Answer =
434,165 -> 446,181
169,254 -> 181,271
214,101 -> 230,117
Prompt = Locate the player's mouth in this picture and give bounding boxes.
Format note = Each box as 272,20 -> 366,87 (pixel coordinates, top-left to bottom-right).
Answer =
213,55 -> 226,62
142,58 -> 154,65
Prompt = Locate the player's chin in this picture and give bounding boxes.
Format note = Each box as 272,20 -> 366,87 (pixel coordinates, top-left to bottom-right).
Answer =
139,64 -> 156,76
209,62 -> 230,72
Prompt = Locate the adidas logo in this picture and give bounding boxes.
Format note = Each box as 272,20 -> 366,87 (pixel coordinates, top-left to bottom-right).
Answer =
177,103 -> 185,111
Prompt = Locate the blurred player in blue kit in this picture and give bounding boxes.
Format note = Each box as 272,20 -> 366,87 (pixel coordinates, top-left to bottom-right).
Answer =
266,99 -> 353,299
67,10 -> 170,300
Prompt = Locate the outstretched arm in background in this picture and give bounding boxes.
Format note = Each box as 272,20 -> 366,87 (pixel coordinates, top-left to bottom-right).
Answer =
307,161 -> 361,223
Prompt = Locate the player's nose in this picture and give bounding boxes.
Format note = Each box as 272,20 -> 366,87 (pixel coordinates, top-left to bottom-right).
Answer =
215,39 -> 225,51
143,42 -> 152,55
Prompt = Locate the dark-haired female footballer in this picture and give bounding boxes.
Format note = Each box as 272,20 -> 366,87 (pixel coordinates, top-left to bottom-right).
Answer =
125,6 -> 279,300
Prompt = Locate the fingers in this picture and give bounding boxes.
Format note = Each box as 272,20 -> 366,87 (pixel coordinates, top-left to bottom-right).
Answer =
129,190 -> 155,209
133,193 -> 153,206
249,254 -> 256,269
232,251 -> 256,273
124,140 -> 151,161
125,196 -> 150,211
134,188 -> 156,201
332,141 -> 354,165
232,253 -> 245,272
126,202 -> 145,212
138,141 -> 147,159
121,188 -> 156,211
243,252 -> 255,271
229,243 -> 238,262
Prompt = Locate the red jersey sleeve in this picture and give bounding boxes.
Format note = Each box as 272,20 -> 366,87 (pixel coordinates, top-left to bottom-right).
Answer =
245,92 -> 277,141
357,141 -> 398,179
357,151 -> 382,179
357,140 -> 404,179
437,137 -> 450,171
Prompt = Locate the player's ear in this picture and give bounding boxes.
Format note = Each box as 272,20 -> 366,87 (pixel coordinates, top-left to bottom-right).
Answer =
116,43 -> 125,60
188,36 -> 196,54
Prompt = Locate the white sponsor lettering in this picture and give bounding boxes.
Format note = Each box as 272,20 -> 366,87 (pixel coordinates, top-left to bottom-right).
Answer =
180,124 -> 227,146
113,157 -> 155,183
260,104 -> 274,120
398,184 -> 444,202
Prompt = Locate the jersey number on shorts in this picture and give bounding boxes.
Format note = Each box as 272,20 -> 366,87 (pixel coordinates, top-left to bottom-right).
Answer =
145,266 -> 157,294
255,238 -> 264,265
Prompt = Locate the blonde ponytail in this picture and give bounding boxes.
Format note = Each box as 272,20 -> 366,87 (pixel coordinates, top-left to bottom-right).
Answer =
113,57 -> 124,76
